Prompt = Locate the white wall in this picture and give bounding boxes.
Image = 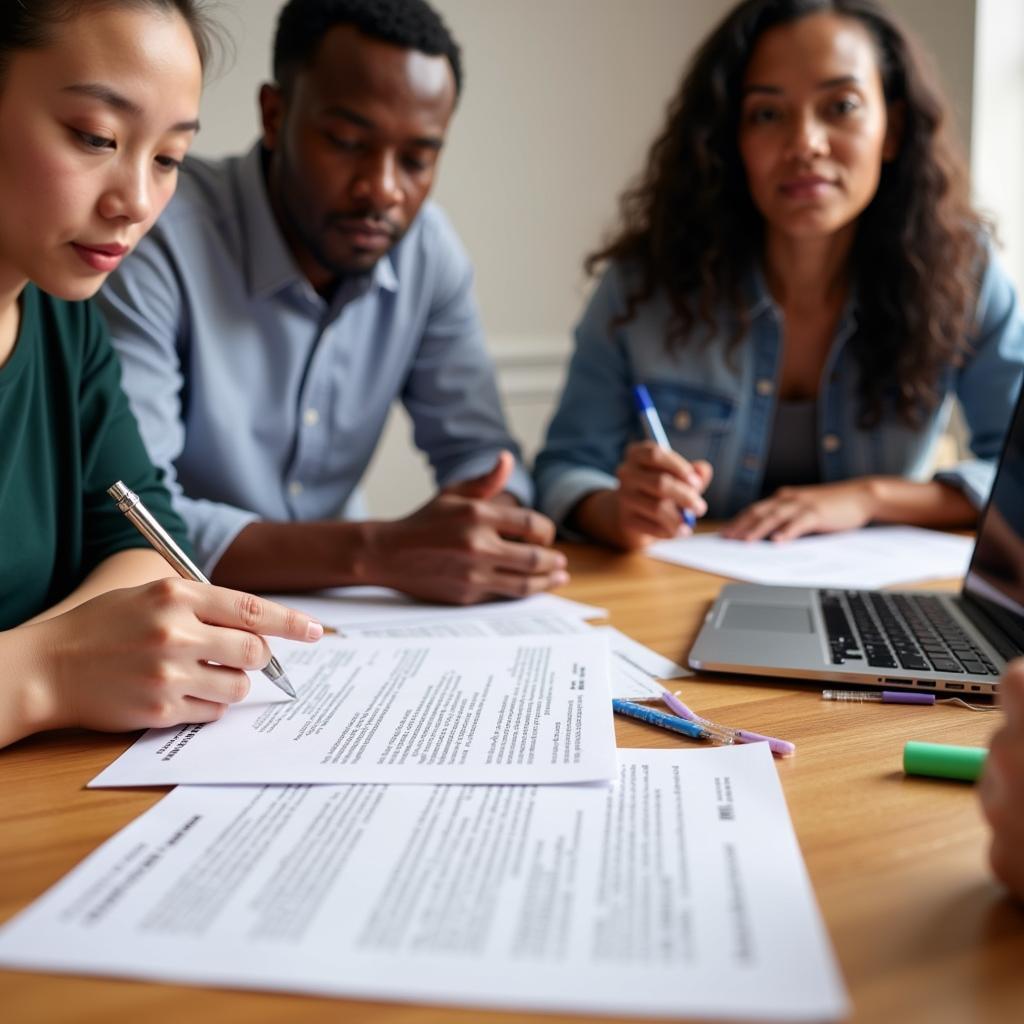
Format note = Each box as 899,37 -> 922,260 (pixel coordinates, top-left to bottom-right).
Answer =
192,0 -> 995,518
972,0 -> 1024,294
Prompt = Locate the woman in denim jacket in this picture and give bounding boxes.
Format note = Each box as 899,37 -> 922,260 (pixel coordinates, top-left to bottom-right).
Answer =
535,0 -> 1024,549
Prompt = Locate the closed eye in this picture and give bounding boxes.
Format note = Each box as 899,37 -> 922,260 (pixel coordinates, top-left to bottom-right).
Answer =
155,155 -> 183,172
402,155 -> 429,173
325,134 -> 362,152
73,129 -> 115,151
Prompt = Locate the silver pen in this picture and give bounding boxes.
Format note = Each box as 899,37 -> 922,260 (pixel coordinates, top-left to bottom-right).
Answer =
107,480 -> 297,699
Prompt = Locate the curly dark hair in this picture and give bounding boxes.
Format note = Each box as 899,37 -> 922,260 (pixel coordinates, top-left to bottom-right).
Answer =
273,0 -> 462,98
588,0 -> 987,427
0,0 -> 221,75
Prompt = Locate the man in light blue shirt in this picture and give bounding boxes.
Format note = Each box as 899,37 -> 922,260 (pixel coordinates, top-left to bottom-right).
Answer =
100,0 -> 566,604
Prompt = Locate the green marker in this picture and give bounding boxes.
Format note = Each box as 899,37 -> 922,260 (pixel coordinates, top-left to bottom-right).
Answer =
903,741 -> 988,782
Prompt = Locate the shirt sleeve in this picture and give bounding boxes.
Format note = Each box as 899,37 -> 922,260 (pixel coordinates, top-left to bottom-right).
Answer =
398,211 -> 533,505
77,300 -> 194,571
97,232 -> 259,574
533,267 -> 637,532
934,251 -> 1024,507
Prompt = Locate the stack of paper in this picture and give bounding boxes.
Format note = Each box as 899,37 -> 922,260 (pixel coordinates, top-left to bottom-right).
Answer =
274,587 -> 686,700
0,590 -> 848,1020
89,635 -> 618,788
0,745 -> 847,1020
648,526 -> 973,589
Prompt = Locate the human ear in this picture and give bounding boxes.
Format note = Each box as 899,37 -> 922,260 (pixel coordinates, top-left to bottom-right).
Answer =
259,82 -> 285,150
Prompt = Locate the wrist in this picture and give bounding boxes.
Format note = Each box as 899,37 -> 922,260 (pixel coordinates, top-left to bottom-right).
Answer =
340,519 -> 387,586
0,621 -> 69,745
861,476 -> 888,520
572,488 -> 639,550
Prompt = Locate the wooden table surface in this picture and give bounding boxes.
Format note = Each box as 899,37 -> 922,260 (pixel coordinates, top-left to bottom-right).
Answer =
2,543 -> 1022,1023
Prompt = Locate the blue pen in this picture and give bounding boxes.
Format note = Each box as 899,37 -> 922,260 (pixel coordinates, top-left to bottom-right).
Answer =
632,384 -> 698,529
612,699 -> 731,744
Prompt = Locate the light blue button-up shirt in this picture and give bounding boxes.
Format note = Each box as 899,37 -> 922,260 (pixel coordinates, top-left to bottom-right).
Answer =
99,144 -> 529,574
534,254 -> 1024,530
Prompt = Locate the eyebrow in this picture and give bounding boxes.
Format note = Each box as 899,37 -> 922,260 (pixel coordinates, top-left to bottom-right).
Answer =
742,75 -> 862,96
63,83 -> 200,133
323,105 -> 444,150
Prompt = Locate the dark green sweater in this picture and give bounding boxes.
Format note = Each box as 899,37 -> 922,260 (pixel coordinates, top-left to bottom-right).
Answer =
0,284 -> 191,629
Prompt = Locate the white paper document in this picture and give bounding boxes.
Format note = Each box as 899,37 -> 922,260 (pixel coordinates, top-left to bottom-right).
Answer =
648,525 -> 973,589
267,588 -> 607,631
1,745 -> 848,1020
343,610 -> 594,639
91,635 -> 616,788
595,624 -> 691,681
339,616 -> 689,700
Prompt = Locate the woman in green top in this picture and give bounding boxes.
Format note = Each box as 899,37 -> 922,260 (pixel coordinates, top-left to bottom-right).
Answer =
0,1 -> 322,749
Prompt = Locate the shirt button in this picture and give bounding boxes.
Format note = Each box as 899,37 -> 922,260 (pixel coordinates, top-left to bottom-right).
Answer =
289,481 -> 304,497
755,378 -> 774,396
743,454 -> 759,470
303,408 -> 320,427
822,434 -> 842,453
673,409 -> 692,431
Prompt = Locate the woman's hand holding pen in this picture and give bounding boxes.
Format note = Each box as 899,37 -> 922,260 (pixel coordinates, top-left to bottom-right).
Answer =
610,441 -> 712,548
10,579 -> 322,738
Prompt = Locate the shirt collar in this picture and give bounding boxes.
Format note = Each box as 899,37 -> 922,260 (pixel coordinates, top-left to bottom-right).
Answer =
744,263 -> 776,320
238,142 -> 399,301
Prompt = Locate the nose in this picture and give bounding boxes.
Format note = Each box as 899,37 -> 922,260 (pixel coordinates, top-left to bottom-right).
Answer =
97,161 -> 152,225
351,151 -> 404,211
786,112 -> 829,161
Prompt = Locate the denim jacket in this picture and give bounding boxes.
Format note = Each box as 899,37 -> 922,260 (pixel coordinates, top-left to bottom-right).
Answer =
534,254 -> 1024,530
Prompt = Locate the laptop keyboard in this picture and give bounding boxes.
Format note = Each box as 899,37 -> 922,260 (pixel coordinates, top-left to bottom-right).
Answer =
818,590 -> 1001,675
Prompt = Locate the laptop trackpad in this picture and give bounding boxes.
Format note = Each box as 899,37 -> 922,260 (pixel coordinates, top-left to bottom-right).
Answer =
720,603 -> 814,633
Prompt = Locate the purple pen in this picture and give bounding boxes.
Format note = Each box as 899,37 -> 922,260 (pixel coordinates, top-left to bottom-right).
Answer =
731,728 -> 796,756
822,689 -> 935,705
660,689 -> 699,721
660,690 -> 796,757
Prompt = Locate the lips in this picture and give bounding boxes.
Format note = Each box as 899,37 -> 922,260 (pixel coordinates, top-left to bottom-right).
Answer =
330,217 -> 397,250
779,176 -> 837,199
71,241 -> 130,272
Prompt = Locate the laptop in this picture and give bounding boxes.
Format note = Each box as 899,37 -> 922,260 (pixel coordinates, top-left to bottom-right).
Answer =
688,387 -> 1024,696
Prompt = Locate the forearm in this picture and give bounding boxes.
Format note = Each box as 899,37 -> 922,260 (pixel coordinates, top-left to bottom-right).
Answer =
209,520 -> 378,592
26,549 -> 174,625
866,477 -> 978,528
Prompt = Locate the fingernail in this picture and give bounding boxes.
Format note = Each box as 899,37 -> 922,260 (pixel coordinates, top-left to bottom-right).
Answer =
307,620 -> 324,641
553,571 -> 570,586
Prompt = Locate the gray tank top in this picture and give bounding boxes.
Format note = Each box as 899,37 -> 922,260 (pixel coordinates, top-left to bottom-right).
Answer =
760,399 -> 821,497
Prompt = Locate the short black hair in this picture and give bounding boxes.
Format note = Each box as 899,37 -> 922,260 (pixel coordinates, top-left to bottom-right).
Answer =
273,0 -> 462,98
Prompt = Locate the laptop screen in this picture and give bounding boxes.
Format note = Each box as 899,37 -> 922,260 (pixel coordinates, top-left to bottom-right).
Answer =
963,380 -> 1024,646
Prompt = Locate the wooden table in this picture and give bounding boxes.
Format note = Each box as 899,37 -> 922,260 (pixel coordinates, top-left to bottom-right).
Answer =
2,543 -> 1023,1022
